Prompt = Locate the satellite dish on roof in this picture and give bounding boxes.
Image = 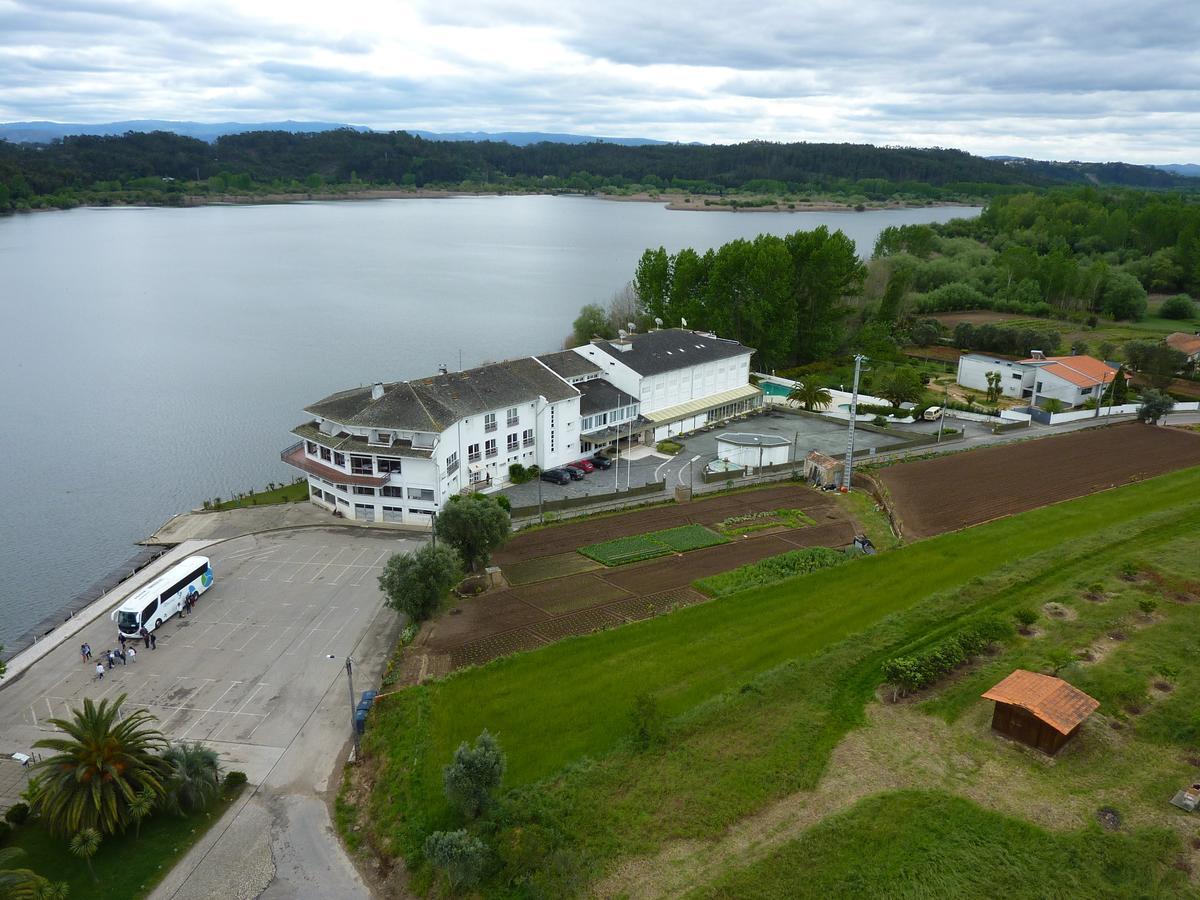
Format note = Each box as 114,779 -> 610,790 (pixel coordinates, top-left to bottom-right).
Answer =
627,322 -> 636,333
654,317 -> 663,329
681,317 -> 688,327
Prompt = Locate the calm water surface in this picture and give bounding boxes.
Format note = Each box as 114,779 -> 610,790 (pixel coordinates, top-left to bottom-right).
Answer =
0,196 -> 978,652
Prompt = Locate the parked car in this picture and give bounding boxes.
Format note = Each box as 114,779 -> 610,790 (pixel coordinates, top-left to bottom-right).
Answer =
923,406 -> 943,421
569,458 -> 595,473
540,468 -> 571,485
563,465 -> 586,480
590,454 -> 613,469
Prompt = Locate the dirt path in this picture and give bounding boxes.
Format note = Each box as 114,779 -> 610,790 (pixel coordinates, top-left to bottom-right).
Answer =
593,700 -> 1199,898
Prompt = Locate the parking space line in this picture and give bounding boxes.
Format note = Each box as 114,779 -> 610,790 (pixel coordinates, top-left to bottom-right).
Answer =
296,605 -> 339,647
209,683 -> 269,742
322,607 -> 359,652
308,547 -> 349,583
284,549 -> 325,583
350,552 -> 387,586
232,626 -> 263,653
240,551 -> 281,579
261,623 -> 293,653
176,681 -> 243,741
328,548 -> 369,586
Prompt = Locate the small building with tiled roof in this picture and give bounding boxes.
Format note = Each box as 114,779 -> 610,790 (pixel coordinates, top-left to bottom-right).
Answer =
1165,331 -> 1200,364
982,669 -> 1100,755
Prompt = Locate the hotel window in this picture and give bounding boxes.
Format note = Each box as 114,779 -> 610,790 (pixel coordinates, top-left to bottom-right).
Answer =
485,439 -> 498,458
382,485 -> 404,497
484,413 -> 497,432
522,429 -> 534,447
305,441 -> 318,455
507,433 -> 519,452
353,485 -> 376,496
581,416 -> 593,430
446,451 -> 459,474
350,456 -> 373,475
407,487 -> 435,501
377,457 -> 402,474
506,407 -> 519,427
319,447 -> 332,462
468,443 -> 481,462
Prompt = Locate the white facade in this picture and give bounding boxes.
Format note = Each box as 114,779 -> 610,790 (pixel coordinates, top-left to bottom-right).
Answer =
715,434 -> 790,469
956,354 -> 1030,400
956,354 -> 1113,409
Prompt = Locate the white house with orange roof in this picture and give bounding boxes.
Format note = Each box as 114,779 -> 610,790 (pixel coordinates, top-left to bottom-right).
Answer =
1165,331 -> 1200,365
957,351 -> 1117,408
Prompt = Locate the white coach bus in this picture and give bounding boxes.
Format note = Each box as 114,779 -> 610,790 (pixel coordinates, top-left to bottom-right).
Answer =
111,555 -> 214,637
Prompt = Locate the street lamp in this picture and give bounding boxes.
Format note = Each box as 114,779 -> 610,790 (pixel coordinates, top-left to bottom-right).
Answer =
326,654 -> 359,759
685,454 -> 701,486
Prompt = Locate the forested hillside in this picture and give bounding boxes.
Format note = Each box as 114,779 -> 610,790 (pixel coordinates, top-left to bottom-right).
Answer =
2,128 -> 1192,212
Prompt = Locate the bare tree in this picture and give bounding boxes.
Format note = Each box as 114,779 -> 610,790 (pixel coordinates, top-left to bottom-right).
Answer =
606,281 -> 643,333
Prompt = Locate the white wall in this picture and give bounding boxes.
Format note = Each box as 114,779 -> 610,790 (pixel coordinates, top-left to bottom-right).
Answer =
716,440 -> 790,469
637,354 -> 752,414
957,356 -> 1028,399
570,345 -> 641,397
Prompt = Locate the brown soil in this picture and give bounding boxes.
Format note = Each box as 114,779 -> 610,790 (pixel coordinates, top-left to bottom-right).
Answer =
929,311 -> 1033,328
878,423 -> 1200,540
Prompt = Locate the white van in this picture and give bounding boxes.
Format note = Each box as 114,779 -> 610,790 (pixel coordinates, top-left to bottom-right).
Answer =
923,406 -> 943,421
111,555 -> 213,636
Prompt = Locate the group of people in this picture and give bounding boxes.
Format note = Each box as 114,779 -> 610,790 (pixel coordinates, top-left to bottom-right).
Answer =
81,586 -> 201,678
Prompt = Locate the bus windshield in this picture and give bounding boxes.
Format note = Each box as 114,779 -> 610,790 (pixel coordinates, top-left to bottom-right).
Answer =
117,610 -> 141,633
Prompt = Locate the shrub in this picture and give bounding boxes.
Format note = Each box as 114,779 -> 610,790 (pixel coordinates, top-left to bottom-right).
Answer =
424,829 -> 488,891
629,693 -> 665,750
444,730 -> 506,819
1160,294 -> 1196,320
508,463 -> 528,484
1013,608 -> 1037,633
1138,597 -> 1159,616
0,821 -> 10,843
224,770 -> 248,790
4,802 -> 30,826
881,618 -> 1012,698
378,544 -> 463,623
494,494 -> 512,513
871,415 -> 887,427
656,440 -> 683,454
696,547 -> 847,596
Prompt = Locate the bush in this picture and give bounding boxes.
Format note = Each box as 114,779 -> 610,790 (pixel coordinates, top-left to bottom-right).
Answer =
424,829 -> 488,891
1159,294 -> 1196,320
881,618 -> 1012,698
508,463 -> 529,484
4,802 -> 30,825
697,547 -> 847,596
656,440 -> 683,454
444,730 -> 506,819
1138,597 -> 1159,616
0,821 -> 10,843
1014,608 -> 1037,632
378,544 -> 463,623
494,494 -> 512,513
223,770 -> 248,790
629,692 -> 664,750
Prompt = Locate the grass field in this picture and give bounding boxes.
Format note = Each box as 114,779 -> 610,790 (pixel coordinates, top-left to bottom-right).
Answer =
212,480 -> 308,510
358,465 -> 1200,895
579,524 -> 729,565
5,787 -> 242,897
688,790 -> 1186,899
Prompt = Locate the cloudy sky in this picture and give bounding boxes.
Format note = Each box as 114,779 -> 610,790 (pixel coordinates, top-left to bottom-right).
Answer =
2,0 -> 1198,162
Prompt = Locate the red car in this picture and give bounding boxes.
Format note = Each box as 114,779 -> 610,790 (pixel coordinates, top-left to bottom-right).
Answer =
567,459 -> 595,474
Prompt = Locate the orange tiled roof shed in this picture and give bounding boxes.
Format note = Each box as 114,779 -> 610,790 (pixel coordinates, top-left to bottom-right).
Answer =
982,669 -> 1099,755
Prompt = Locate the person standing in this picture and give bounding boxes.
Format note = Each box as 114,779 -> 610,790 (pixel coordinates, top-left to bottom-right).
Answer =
141,626 -> 150,649
150,633 -> 157,650
127,646 -> 136,664
80,644 -> 89,663
118,633 -> 126,650
95,662 -> 105,681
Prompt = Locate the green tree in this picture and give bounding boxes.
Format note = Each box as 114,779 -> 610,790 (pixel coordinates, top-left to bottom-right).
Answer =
128,787 -> 155,841
1110,366 -> 1129,404
378,544 -> 462,623
984,371 -> 1002,404
787,380 -> 833,411
1160,294 -> 1197,320
785,227 -> 866,363
571,303 -> 616,345
910,320 -> 940,347
162,742 -> 222,814
435,495 -> 510,572
69,827 -> 102,883
1070,340 -> 1089,356
443,729 -> 506,820
1100,271 -> 1148,321
1045,648 -> 1075,677
31,695 -> 168,837
633,247 -> 671,320
876,268 -> 911,323
1137,389 -> 1175,424
875,366 -> 924,408
424,829 -> 487,891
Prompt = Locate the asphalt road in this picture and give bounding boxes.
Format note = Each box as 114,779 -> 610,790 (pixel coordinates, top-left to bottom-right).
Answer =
0,527 -> 417,900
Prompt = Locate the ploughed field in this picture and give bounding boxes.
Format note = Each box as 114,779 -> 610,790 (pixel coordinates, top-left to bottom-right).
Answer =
880,422 -> 1200,539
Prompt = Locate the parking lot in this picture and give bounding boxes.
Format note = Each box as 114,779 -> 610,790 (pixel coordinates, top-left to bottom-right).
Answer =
0,527 -> 416,897
501,410 -> 918,504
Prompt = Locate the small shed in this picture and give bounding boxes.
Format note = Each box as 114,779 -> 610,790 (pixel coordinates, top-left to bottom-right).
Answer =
981,669 -> 1099,755
803,450 -> 841,487
715,433 -> 790,470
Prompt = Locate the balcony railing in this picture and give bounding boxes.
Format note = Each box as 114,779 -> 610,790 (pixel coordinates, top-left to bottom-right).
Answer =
281,443 -> 389,487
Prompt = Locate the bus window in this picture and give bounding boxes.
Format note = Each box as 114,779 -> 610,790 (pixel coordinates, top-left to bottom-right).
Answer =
141,598 -> 159,625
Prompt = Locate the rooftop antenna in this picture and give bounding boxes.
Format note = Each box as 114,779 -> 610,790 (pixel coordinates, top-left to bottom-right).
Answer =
458,348 -> 462,371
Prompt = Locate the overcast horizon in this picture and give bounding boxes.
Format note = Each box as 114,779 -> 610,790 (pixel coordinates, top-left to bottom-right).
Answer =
3,0 -> 1198,164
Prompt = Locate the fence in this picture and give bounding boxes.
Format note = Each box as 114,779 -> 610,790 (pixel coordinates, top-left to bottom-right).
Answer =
509,479 -> 666,519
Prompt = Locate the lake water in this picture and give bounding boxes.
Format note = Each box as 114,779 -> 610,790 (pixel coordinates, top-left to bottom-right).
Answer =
0,196 -> 978,653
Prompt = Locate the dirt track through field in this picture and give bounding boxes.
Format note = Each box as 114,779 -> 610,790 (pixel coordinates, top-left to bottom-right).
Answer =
880,423 -> 1200,539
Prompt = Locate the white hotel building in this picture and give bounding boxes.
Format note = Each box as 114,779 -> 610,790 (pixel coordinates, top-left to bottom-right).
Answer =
283,329 -> 758,522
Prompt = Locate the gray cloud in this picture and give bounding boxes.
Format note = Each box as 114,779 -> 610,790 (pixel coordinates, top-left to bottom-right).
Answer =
0,0 -> 1197,162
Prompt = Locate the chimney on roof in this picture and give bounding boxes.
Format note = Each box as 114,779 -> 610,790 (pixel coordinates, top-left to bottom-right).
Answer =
371,382 -> 384,400
1030,350 -> 1045,360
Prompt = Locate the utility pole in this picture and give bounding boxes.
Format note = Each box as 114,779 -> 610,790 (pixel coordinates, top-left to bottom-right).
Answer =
937,382 -> 948,443
328,654 -> 359,759
842,354 -> 867,491
614,394 -> 622,492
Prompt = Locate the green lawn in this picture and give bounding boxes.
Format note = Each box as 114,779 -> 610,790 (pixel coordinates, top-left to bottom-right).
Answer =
362,465 -> 1200,880
579,524 -> 728,565
212,480 -> 308,510
5,787 -> 242,897
688,790 -> 1186,899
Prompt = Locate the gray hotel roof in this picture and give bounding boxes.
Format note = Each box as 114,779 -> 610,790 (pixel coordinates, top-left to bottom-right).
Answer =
577,378 -> 631,416
581,329 -> 752,377
536,349 -> 602,379
304,357 -> 579,432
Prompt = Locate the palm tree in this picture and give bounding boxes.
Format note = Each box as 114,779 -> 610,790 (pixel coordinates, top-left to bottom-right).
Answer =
128,786 -> 156,840
31,694 -> 169,837
69,827 -> 102,883
787,380 -> 833,412
0,846 -> 51,899
162,742 -> 222,814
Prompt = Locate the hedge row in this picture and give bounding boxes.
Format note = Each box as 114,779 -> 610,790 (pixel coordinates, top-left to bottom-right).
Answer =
881,618 -> 1012,698
696,547 -> 847,597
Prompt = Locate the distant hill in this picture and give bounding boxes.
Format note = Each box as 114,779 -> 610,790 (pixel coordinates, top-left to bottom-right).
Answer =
0,120 -> 371,143
987,156 -> 1196,189
1154,163 -> 1200,178
0,121 -> 669,147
